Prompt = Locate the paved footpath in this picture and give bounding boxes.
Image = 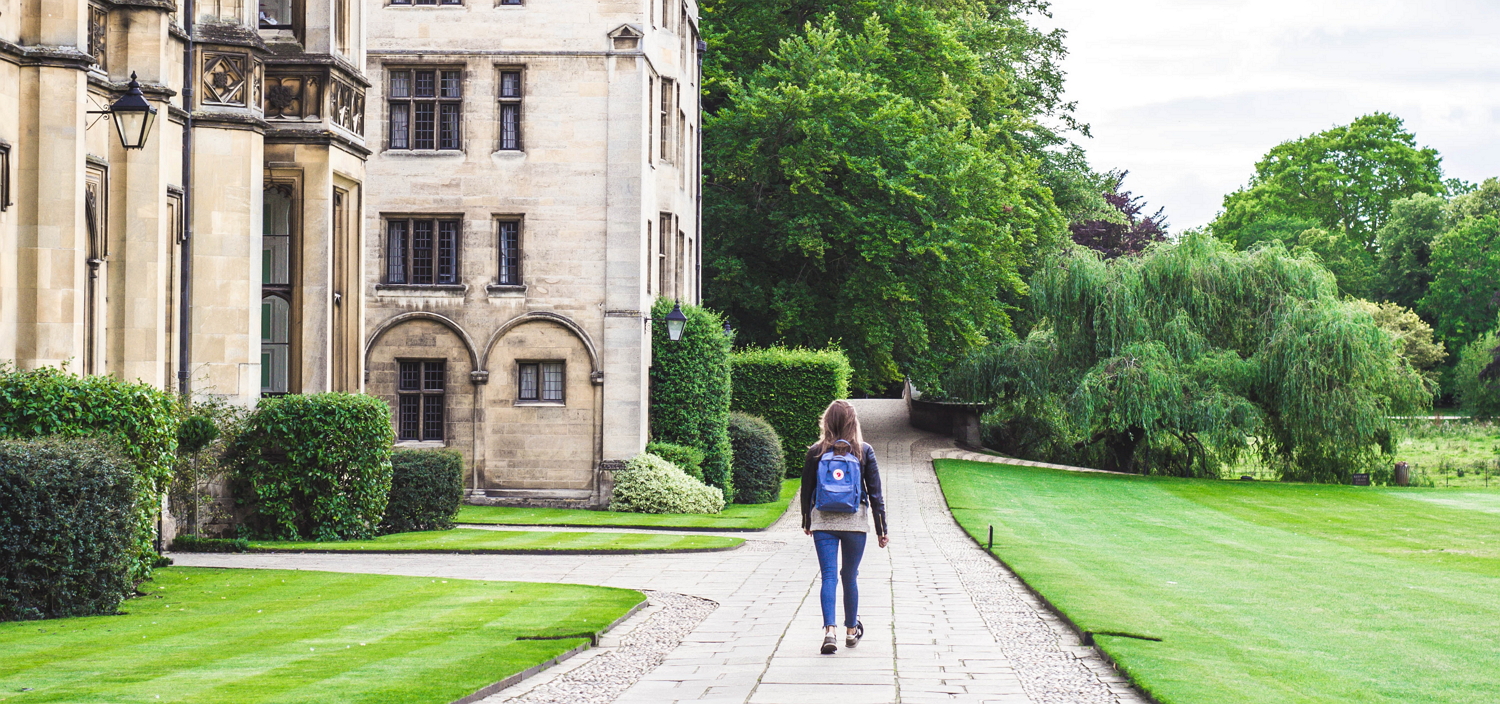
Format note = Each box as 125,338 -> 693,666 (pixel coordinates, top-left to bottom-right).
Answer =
177,400 -> 1146,704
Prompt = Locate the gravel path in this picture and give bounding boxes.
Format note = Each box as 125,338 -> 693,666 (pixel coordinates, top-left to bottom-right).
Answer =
174,400 -> 1147,704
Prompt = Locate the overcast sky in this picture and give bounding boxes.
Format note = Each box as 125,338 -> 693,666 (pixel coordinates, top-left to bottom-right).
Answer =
1041,0 -> 1500,230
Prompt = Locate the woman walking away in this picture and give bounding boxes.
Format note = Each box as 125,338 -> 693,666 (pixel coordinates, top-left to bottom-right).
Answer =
801,400 -> 889,655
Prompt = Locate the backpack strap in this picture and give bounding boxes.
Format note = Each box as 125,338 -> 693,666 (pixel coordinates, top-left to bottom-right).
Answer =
832,438 -> 853,455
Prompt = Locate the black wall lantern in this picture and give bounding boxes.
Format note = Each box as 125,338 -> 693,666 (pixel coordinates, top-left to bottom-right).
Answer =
108,73 -> 158,150
664,302 -> 688,342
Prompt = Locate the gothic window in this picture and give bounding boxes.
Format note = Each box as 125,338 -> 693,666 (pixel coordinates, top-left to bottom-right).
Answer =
517,362 -> 564,403
498,70 -> 523,150
261,185 -> 295,395
398,360 -> 446,441
659,78 -> 674,163
497,219 -> 521,285
386,217 -> 460,285
388,69 -> 462,150
261,296 -> 291,394
1,142 -> 11,211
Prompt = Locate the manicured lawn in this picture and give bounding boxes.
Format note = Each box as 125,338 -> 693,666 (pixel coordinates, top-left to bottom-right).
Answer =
0,567 -> 642,703
935,458 -> 1500,704
457,479 -> 799,530
249,528 -> 742,553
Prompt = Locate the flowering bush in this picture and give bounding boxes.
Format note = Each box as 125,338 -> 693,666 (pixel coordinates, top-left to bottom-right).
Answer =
609,452 -> 725,514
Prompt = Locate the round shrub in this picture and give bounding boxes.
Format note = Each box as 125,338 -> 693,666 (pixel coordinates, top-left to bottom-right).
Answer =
609,452 -> 725,514
650,298 -> 735,502
0,365 -> 179,583
727,412 -> 784,504
0,439 -> 138,621
381,449 -> 465,534
645,441 -> 706,481
227,393 -> 394,541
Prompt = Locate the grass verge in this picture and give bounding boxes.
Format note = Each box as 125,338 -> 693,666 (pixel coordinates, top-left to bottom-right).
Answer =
456,479 -> 799,530
935,458 -> 1500,704
248,528 -> 743,553
0,567 -> 642,704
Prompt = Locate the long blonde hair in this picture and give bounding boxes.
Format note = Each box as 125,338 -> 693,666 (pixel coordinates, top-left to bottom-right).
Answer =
813,400 -> 864,461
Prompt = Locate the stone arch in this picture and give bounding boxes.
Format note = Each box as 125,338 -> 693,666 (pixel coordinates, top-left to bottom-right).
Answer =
365,311 -> 481,374
482,311 -> 600,374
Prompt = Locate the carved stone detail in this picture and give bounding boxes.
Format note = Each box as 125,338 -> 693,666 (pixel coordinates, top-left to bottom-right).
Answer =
263,74 -> 323,120
201,51 -> 248,106
330,77 -> 365,135
252,59 -> 264,109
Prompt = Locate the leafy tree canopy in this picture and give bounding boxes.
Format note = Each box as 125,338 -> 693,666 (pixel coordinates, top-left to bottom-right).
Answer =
1454,327 -> 1500,420
1212,113 -> 1446,252
942,233 -> 1429,482
1421,213 -> 1500,351
1373,193 -> 1447,310
1350,300 -> 1447,374
703,14 -> 1066,391
1068,172 -> 1167,259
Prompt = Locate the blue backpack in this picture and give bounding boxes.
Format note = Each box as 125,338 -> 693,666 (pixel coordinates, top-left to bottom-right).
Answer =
814,440 -> 863,513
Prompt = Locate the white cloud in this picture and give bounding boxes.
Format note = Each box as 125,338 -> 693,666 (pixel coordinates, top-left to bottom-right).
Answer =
1043,0 -> 1500,228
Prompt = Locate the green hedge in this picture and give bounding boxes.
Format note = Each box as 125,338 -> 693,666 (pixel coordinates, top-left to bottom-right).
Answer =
169,535 -> 248,553
645,441 -> 705,481
730,347 -> 852,471
650,298 -> 735,502
609,452 -> 725,514
727,412 -> 784,504
0,439 -> 139,621
0,365 -> 179,583
228,393 -> 394,541
381,449 -> 465,534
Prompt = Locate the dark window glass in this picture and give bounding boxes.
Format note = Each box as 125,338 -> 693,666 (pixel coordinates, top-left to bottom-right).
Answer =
518,363 -> 538,400
498,71 -> 522,150
397,360 -> 445,441
386,221 -> 407,283
413,103 -> 435,149
414,70 -> 435,97
438,102 -> 456,147
541,363 -> 564,401
441,71 -> 462,98
498,220 -> 520,285
411,220 -> 433,284
437,221 -> 458,284
390,71 -> 411,98
389,102 -> 409,149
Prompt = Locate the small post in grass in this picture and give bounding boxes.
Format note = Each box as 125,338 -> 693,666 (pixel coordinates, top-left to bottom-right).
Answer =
987,525 -> 993,553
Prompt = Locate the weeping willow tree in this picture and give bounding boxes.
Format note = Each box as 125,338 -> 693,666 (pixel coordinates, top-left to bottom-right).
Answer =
942,233 -> 1431,481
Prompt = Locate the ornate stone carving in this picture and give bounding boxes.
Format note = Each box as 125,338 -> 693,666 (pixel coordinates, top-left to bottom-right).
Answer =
252,59 -> 264,109
88,5 -> 107,70
263,74 -> 322,120
330,77 -> 365,135
201,52 -> 248,106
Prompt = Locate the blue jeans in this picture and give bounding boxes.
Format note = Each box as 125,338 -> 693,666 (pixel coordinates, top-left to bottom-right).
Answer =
812,530 -> 867,628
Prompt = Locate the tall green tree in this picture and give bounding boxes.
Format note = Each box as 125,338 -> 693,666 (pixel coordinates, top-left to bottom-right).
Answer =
1212,113 -> 1445,252
703,15 -> 1065,390
942,234 -> 1429,482
1373,193 -> 1447,310
1421,214 -> 1500,352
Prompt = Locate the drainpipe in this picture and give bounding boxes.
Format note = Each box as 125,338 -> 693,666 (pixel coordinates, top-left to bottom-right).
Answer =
178,0 -> 195,401
695,37 -> 705,304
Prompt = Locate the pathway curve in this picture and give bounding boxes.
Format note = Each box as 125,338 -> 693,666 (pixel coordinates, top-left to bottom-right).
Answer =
175,400 -> 1145,704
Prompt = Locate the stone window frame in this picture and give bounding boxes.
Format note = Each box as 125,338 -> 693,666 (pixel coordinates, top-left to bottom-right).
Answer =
496,66 -> 524,151
388,0 -> 463,7
261,181 -> 300,396
516,360 -> 566,405
259,0 -> 301,30
397,359 -> 447,441
386,66 -> 465,152
88,3 -> 108,71
496,217 -> 523,286
383,214 -> 464,287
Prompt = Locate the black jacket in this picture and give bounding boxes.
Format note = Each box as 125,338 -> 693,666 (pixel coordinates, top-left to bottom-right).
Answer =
800,443 -> 888,536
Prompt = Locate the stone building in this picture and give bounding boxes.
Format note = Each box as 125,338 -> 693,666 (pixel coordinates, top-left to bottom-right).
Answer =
0,0 -> 370,402
362,0 -> 703,506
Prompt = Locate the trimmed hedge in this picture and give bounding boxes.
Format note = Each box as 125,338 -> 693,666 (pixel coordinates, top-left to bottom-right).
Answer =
381,449 -> 465,534
0,365 -> 179,583
650,298 -> 735,502
228,393 -> 394,541
609,452 -> 726,514
646,441 -> 705,481
0,439 -> 139,621
169,535 -> 248,553
730,347 -> 852,471
727,412 -> 784,504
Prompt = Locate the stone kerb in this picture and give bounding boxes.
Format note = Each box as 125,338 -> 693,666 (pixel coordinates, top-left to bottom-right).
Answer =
930,448 -> 1131,475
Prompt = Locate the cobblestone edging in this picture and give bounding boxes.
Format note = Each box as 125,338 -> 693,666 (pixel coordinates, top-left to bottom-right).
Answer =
918,444 -> 1151,704
481,590 -> 718,704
